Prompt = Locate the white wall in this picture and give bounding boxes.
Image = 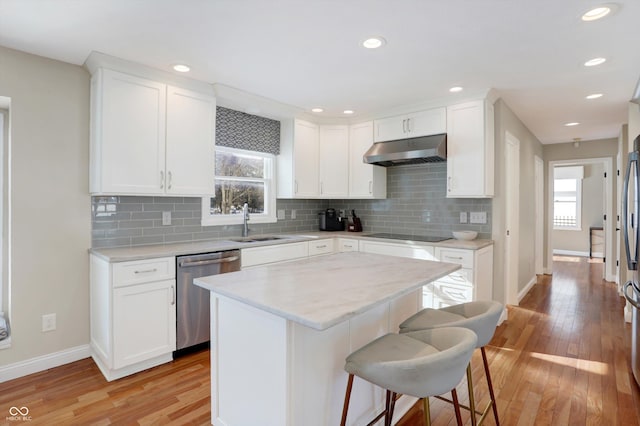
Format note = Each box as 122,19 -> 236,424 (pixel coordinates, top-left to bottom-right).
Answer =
492,99 -> 544,303
0,46 -> 91,366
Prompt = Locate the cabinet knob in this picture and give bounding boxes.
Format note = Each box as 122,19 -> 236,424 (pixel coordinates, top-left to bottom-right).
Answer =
167,171 -> 173,190
160,171 -> 164,189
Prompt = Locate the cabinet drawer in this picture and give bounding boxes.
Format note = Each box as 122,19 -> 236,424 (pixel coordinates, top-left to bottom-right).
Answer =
241,242 -> 309,268
437,268 -> 472,286
308,239 -> 335,256
337,238 -> 359,253
359,241 -> 435,261
432,281 -> 473,308
113,257 -> 175,287
436,248 -> 473,268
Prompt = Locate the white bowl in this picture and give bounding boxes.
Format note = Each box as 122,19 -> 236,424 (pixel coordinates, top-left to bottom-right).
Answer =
452,230 -> 478,241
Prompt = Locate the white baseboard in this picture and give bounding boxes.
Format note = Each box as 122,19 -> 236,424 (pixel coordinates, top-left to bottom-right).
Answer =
0,344 -> 91,383
553,249 -> 590,257
518,276 -> 538,303
498,308 -> 508,325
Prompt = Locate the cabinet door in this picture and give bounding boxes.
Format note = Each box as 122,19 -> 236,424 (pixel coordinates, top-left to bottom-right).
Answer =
319,125 -> 349,198
349,122 -> 386,198
293,120 -> 320,197
446,100 -> 494,198
373,114 -> 405,142
166,86 -> 216,196
98,69 -> 166,194
406,107 -> 446,138
113,280 -> 176,369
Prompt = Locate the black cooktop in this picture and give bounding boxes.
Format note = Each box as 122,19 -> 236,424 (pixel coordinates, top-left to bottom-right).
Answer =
366,233 -> 450,243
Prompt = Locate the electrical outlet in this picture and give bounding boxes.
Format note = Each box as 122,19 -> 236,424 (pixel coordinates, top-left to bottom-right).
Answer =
277,209 -> 285,220
162,211 -> 171,226
470,211 -> 487,224
460,212 -> 468,223
291,210 -> 297,219
339,209 -> 346,217
42,313 -> 56,332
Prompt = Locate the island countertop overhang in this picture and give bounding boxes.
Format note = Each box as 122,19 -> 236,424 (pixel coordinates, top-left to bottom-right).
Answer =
194,252 -> 460,331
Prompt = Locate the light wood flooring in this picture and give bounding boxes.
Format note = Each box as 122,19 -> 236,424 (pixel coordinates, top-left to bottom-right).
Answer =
1,256 -> 639,425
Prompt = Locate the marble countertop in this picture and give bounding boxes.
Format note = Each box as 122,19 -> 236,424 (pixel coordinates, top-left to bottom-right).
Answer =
194,252 -> 460,330
90,231 -> 493,262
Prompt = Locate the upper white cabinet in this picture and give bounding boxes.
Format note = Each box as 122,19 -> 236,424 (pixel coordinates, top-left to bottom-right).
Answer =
319,125 -> 349,198
446,100 -> 494,198
373,107 -> 446,142
349,122 -> 386,198
278,119 -> 320,198
90,68 -> 215,196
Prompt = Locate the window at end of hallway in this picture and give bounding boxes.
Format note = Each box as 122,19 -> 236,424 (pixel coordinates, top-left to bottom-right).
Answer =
553,166 -> 583,231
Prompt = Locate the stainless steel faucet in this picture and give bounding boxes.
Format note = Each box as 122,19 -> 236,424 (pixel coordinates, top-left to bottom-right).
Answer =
242,202 -> 250,237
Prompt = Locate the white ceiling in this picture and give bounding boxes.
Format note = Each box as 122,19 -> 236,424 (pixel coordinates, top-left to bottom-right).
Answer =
1,0 -> 639,144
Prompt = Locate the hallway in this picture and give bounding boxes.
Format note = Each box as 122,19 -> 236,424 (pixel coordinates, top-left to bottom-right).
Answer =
413,256 -> 640,425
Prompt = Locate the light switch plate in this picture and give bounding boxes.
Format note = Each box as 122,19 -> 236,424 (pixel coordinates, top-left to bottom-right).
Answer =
470,212 -> 487,224
162,211 -> 171,226
277,209 -> 285,220
460,212 -> 467,223
291,210 -> 297,219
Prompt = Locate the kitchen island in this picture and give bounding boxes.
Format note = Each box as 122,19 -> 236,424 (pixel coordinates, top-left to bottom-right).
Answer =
194,252 -> 460,426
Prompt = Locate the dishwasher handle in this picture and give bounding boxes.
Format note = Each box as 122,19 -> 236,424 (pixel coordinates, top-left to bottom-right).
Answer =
178,256 -> 240,268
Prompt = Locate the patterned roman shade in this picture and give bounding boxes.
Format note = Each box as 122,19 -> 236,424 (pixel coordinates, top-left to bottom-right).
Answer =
216,106 -> 280,155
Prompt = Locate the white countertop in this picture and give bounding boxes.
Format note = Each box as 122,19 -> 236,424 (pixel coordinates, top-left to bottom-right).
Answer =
194,252 -> 460,330
90,231 -> 493,262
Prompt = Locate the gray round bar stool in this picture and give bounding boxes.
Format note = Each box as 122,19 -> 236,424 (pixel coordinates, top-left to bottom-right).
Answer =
399,300 -> 503,426
340,327 -> 477,426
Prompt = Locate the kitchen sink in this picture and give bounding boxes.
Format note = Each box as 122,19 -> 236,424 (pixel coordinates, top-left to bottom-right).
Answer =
228,236 -> 288,243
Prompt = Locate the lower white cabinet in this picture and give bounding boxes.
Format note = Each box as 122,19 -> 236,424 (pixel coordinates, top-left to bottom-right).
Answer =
241,241 -> 309,268
308,239 -> 335,256
358,240 -> 436,261
337,238 -> 359,252
90,255 -> 176,381
424,246 -> 493,308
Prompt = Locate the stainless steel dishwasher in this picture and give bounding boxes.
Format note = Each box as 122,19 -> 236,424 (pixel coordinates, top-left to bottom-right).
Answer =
176,250 -> 241,351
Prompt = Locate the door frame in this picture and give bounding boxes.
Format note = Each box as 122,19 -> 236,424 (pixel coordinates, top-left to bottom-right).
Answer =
534,155 -> 544,275
504,131 -> 520,306
547,157 -> 613,280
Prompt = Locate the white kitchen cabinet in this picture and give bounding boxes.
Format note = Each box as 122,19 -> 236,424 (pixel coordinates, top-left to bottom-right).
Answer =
337,238 -> 359,252
446,100 -> 494,198
319,125 -> 349,198
165,85 -> 216,195
90,255 -> 176,381
308,239 -> 335,256
358,240 -> 436,261
278,119 -> 320,198
241,241 -> 309,268
424,245 -> 494,308
349,122 -> 387,198
90,68 -> 215,196
373,107 -> 446,143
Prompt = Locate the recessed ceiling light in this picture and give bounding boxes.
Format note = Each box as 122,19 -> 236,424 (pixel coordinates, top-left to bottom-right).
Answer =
172,64 -> 191,73
565,122 -> 580,127
584,57 -> 606,67
343,110 -> 355,115
586,93 -> 603,99
449,86 -> 463,93
581,5 -> 612,21
311,108 -> 324,113
362,37 -> 386,49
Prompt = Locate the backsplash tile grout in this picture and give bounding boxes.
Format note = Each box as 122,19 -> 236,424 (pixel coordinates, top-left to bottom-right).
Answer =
92,163 -> 492,249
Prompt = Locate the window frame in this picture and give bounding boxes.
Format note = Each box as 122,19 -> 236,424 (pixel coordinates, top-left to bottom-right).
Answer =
553,177 -> 582,231
201,146 -> 277,226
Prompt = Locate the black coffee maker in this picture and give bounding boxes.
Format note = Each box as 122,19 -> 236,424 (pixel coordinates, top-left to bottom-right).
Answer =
318,208 -> 345,231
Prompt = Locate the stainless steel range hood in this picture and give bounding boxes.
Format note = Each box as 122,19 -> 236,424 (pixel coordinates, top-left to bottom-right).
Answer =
363,133 -> 447,167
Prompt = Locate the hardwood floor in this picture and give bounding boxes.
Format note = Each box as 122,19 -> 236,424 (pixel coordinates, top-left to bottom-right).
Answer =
1,255 -> 638,425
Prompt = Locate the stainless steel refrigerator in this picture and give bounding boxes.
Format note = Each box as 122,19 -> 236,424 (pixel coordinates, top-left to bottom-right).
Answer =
622,134 -> 640,387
